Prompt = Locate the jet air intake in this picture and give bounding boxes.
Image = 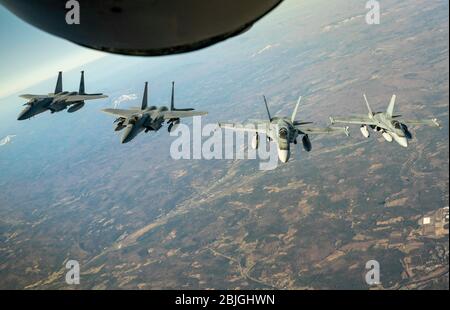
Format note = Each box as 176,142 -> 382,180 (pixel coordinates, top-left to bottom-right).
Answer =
168,118 -> 180,133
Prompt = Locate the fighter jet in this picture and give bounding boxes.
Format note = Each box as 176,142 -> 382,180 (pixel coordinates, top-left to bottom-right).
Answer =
17,71 -> 108,120
219,96 -> 349,163
329,94 -> 440,148
101,82 -> 208,144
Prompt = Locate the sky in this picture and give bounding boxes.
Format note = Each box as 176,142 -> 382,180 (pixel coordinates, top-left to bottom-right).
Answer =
0,5 -> 106,99
0,1 -> 297,100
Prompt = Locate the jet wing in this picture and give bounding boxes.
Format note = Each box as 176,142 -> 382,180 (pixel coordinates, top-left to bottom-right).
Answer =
101,108 -> 140,118
65,94 -> 108,102
163,110 -> 208,119
19,94 -> 49,100
298,126 -> 350,136
402,118 -> 440,127
218,121 -> 269,134
329,115 -> 377,126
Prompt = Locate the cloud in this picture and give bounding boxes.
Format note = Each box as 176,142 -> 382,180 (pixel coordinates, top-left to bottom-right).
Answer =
113,94 -> 138,108
322,14 -> 365,32
0,135 -> 16,146
251,44 -> 280,58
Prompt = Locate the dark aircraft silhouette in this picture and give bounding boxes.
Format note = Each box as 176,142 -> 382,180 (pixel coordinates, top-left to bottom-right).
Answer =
0,0 -> 284,56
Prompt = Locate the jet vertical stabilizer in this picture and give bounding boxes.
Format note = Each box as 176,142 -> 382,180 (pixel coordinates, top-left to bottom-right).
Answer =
170,81 -> 175,111
169,82 -> 194,111
363,93 -> 374,119
79,71 -> 85,95
55,71 -> 63,94
291,96 -> 302,123
386,94 -> 396,118
263,95 -> 272,121
141,82 -> 148,110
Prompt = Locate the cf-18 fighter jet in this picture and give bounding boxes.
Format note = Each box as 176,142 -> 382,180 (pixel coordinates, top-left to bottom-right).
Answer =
330,94 -> 440,148
18,71 -> 108,120
219,96 -> 349,163
102,82 -> 208,144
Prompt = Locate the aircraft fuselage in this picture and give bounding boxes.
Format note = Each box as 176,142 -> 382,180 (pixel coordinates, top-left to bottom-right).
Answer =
366,113 -> 408,147
119,107 -> 169,143
263,117 -> 299,163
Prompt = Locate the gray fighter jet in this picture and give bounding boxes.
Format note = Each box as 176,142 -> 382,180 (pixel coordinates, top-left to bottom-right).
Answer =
219,96 -> 349,163
102,82 -> 208,144
329,94 -> 440,148
18,71 -> 107,120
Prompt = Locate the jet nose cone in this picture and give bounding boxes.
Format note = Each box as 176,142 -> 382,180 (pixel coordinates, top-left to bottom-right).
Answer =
392,132 -> 408,148
278,149 -> 290,163
17,109 -> 29,120
121,125 -> 134,144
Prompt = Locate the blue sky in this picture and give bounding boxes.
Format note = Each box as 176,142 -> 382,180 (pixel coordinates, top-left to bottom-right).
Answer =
0,0 -> 297,100
0,5 -> 105,98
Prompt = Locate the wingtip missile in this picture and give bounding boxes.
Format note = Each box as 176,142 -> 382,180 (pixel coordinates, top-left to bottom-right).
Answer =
344,126 -> 350,137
